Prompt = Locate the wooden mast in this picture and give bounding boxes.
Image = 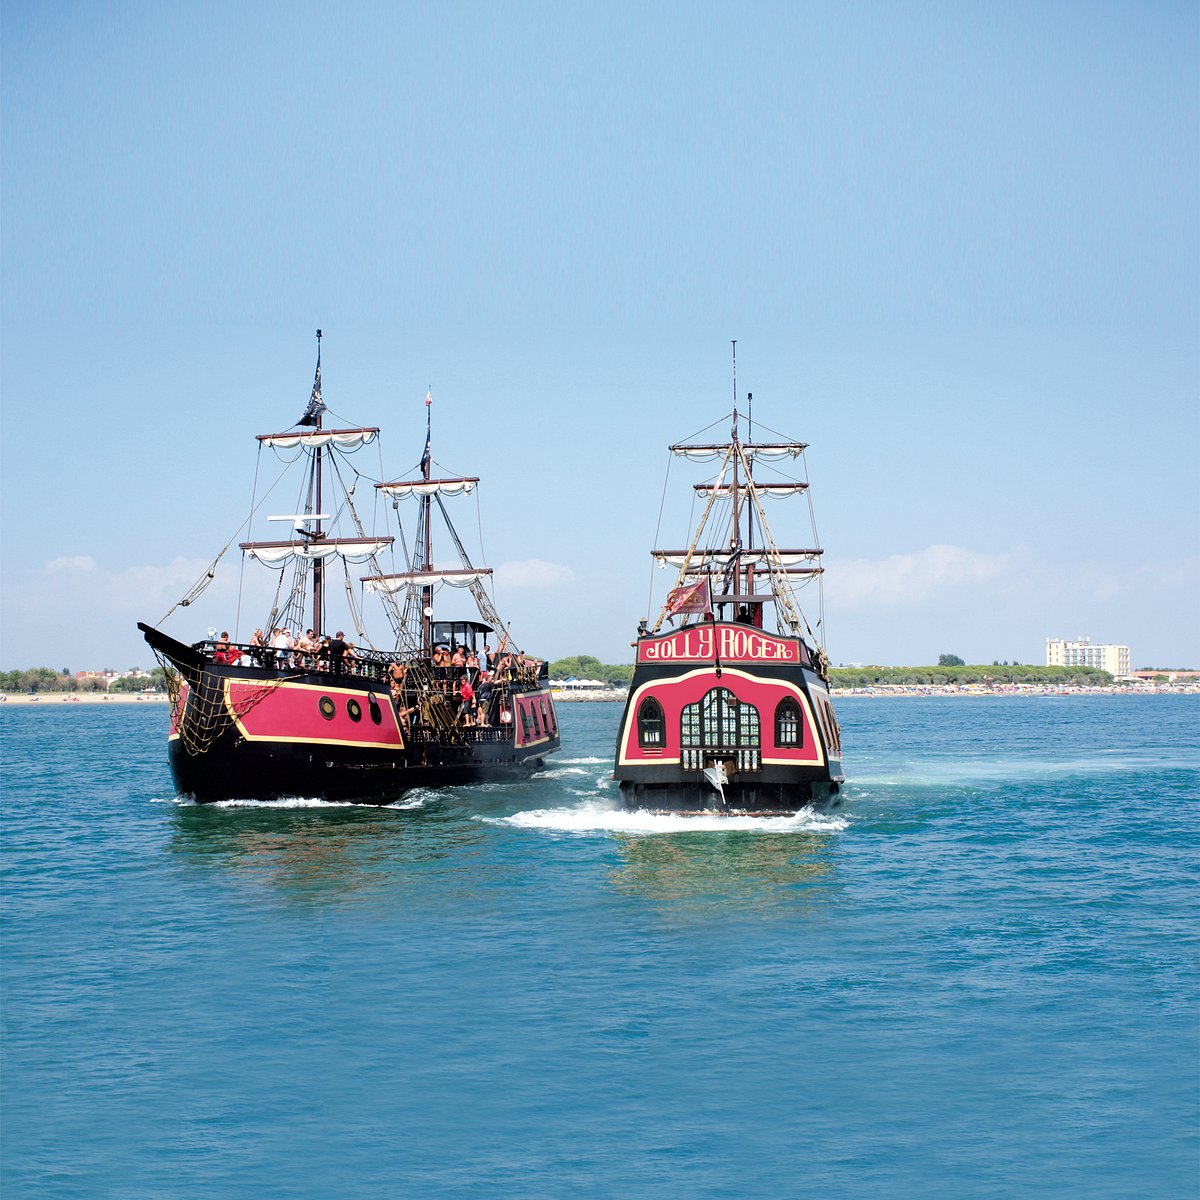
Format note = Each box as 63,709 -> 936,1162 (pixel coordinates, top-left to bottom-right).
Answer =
422,392 -> 433,654
312,329 -> 324,635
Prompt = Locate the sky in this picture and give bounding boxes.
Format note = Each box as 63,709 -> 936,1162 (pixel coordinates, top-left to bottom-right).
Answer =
2,0 -> 1197,671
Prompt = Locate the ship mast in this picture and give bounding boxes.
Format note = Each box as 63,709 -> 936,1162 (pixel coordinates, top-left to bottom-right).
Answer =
312,330 -> 324,635
731,341 -> 740,553
421,391 -> 433,654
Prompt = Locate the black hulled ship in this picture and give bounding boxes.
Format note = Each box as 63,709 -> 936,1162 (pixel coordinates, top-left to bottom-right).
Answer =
140,333 -> 560,803
614,356 -> 843,814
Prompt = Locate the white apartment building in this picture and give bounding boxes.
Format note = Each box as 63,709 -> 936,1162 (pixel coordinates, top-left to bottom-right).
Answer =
1046,636 -> 1130,677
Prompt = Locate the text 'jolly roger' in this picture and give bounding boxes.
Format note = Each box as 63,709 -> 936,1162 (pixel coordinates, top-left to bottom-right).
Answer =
638,625 -> 799,664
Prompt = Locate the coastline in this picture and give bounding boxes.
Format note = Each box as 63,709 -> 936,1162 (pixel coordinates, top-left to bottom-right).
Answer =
2,684 -> 1196,709
0,693 -> 171,706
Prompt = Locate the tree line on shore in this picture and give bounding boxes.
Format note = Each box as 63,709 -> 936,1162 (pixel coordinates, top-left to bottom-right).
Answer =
0,668 -> 169,694
546,656 -> 1117,689
547,656 -> 634,686
827,663 -> 1113,688
1,659 -> 1121,695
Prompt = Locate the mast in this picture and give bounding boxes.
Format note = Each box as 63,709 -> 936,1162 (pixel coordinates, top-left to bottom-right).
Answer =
422,389 -> 433,653
731,341 -> 740,555
312,329 -> 323,634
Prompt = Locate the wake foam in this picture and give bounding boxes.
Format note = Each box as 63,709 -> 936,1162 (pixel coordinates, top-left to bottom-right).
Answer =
483,799 -> 848,835
157,795 -> 424,810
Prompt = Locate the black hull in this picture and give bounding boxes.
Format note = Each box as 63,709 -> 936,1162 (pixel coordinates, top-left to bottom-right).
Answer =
168,735 -> 551,805
620,778 -> 841,816
142,624 -> 560,805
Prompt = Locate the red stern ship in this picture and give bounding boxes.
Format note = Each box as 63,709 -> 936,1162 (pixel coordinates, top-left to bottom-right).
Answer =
614,352 -> 843,814
139,333 -> 560,803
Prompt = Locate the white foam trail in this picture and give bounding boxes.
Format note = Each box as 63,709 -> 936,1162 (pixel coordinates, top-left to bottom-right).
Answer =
159,795 -> 424,810
484,799 -> 848,835
553,757 -> 609,765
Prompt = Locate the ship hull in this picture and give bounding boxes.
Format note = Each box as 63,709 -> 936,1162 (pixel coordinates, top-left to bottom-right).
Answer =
614,622 -> 844,815
167,730 -> 552,804
142,625 -> 559,804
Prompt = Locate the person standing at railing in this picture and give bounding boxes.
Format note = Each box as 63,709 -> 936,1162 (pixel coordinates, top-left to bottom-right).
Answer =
458,673 -> 475,725
327,631 -> 350,674
475,672 -> 494,727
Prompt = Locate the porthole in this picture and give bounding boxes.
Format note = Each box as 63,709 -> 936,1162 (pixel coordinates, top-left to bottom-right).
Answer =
368,696 -> 382,725
347,698 -> 362,722
318,696 -> 336,721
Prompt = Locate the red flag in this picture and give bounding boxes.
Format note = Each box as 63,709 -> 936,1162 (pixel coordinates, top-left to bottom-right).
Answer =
665,579 -> 710,616
425,390 -> 432,407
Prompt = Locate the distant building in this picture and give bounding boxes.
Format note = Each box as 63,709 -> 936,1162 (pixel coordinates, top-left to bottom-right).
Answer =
1046,636 -> 1130,677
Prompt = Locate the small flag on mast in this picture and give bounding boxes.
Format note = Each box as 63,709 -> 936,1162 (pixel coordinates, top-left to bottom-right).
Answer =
665,579 -> 711,616
298,338 -> 326,426
425,389 -> 432,407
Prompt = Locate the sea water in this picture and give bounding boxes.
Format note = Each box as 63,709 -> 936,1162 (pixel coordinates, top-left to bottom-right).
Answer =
2,697 -> 1197,1199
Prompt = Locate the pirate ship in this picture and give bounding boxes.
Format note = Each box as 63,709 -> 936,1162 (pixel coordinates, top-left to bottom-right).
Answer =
613,350 -> 843,814
139,332 -> 560,803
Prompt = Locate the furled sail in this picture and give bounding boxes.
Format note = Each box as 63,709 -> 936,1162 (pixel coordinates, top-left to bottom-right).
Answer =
693,482 -> 809,498
670,441 -> 807,462
375,477 -> 479,499
362,568 -> 493,594
257,427 -> 380,451
240,537 -> 393,566
651,548 -> 822,569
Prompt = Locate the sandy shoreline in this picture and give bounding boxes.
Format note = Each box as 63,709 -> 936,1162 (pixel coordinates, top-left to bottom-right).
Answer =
0,693 -> 171,706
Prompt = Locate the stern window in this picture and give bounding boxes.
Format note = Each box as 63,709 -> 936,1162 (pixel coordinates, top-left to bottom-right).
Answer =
637,697 -> 665,747
775,698 -> 803,747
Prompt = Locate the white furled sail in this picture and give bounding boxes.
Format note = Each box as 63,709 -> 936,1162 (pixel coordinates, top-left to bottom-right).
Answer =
257,427 -> 380,451
693,482 -> 809,498
362,568 -> 492,594
376,477 -> 479,499
651,549 -> 822,569
670,441 -> 807,462
240,537 -> 393,566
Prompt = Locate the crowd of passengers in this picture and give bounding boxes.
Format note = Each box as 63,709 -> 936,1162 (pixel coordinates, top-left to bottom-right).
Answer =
208,628 -> 541,732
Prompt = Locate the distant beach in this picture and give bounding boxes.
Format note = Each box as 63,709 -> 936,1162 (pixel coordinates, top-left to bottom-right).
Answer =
3,683 -> 1195,709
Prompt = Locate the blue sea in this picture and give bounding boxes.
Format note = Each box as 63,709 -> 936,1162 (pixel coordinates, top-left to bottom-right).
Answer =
3,697 -> 1197,1199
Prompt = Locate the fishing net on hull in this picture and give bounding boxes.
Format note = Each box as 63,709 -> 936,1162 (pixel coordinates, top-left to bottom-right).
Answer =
147,647 -> 292,757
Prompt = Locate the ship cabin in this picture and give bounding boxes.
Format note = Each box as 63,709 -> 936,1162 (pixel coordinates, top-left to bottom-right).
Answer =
432,619 -> 493,655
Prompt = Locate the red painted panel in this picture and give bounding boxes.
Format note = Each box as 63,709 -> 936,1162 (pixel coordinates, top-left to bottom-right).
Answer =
513,691 -> 554,749
230,681 -> 403,748
619,667 -> 822,766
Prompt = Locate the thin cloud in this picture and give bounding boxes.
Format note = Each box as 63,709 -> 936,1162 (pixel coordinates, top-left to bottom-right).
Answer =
826,544 -> 1010,607
494,559 -> 577,589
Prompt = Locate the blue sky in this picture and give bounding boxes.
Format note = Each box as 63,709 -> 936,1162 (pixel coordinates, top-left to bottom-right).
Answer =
3,1 -> 1197,671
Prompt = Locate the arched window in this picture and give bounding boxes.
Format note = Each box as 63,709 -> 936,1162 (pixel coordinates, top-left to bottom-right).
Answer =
775,698 -> 803,747
679,688 -> 761,771
637,697 -> 665,747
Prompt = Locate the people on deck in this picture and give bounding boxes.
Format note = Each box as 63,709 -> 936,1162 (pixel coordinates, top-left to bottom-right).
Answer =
214,632 -> 236,665
475,673 -> 495,726
458,673 -> 475,724
388,660 -> 408,703
327,631 -> 351,673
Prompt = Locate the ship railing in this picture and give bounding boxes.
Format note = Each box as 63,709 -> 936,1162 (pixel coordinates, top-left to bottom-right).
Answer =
193,640 -> 405,686
681,747 -> 762,772
407,725 -> 511,746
